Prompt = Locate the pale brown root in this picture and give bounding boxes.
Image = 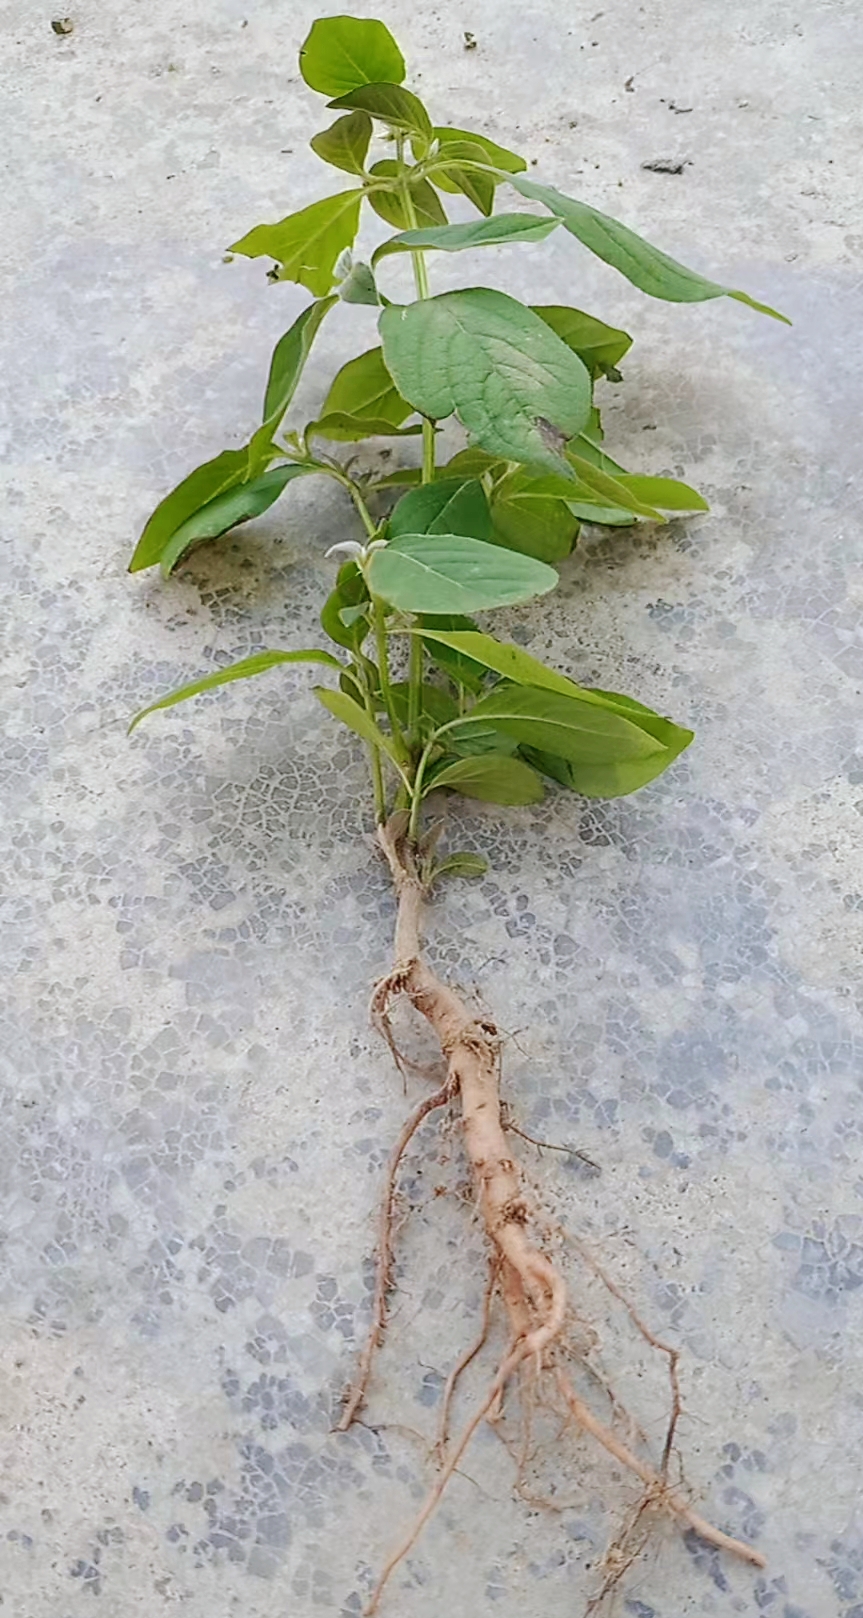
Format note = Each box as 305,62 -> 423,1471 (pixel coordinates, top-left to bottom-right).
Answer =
570,1237 -> 682,1475
365,1309 -> 563,1616
337,1077 -> 454,1431
361,818 -> 765,1608
586,1493 -> 654,1615
435,1258 -> 499,1462
555,1368 -> 766,1568
502,1108 -> 601,1175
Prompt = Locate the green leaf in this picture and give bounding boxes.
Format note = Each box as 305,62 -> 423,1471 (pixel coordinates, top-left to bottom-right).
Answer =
415,628 -> 694,793
566,502 -> 635,527
522,686 -> 693,796
129,447 -> 251,572
614,474 -> 708,512
308,412 -> 422,442
320,558 -> 370,650
428,139 -> 496,216
389,478 -> 492,541
418,614 -> 488,694
379,289 -> 592,474
372,214 -> 559,267
159,464 -> 312,576
510,175 -> 791,323
230,191 -> 363,297
452,685 -> 666,766
367,161 -> 447,229
432,126 -> 526,178
368,532 -> 558,614
129,649 -> 341,732
262,296 -> 338,427
310,111 -> 373,175
565,450 -> 666,520
433,851 -> 489,880
315,685 -> 406,773
531,304 -> 632,379
327,84 -> 433,146
320,344 -> 413,428
426,753 -> 544,805
299,16 -> 405,96
338,260 -> 380,304
490,471 -> 579,562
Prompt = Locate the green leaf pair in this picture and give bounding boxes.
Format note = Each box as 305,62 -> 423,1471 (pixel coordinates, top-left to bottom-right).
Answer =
418,629 -> 693,798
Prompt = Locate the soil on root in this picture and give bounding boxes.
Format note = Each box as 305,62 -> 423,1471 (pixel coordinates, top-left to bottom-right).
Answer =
337,818 -> 765,1615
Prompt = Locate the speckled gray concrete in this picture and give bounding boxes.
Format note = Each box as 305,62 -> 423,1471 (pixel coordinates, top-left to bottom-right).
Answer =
2,1 -> 862,1614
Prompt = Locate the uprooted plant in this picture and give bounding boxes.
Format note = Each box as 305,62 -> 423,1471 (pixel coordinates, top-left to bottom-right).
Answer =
128,15 -> 787,1611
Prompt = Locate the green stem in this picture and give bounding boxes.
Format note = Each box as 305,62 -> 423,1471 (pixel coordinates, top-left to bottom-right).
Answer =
394,140 -> 435,749
409,735 -> 437,843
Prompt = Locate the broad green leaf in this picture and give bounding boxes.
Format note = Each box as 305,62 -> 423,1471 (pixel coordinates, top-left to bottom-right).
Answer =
338,260 -> 380,304
367,161 -> 447,229
320,344 -> 413,428
452,685 -> 665,765
389,478 -> 492,541
372,214 -> 559,267
615,474 -> 708,512
327,84 -> 433,146
490,472 -> 579,562
510,175 -> 790,323
320,558 -> 369,650
159,464 -> 311,576
299,16 -> 405,96
426,753 -> 544,805
522,688 -> 693,795
428,139 -> 496,216
571,428 -> 626,475
129,649 -> 341,732
433,851 -> 489,880
129,447 -> 251,572
432,126 -> 526,178
379,289 -> 592,473
315,686 -> 406,772
418,614 -> 488,694
565,450 -> 666,520
310,111 -> 373,175
230,191 -> 363,297
262,296 -> 338,427
308,412 -> 422,442
532,304 -> 632,379
368,532 -> 557,614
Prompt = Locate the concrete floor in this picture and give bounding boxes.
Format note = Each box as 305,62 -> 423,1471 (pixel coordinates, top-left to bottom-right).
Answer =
2,1 -> 862,1614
